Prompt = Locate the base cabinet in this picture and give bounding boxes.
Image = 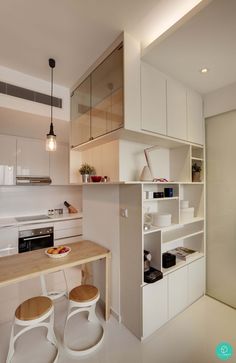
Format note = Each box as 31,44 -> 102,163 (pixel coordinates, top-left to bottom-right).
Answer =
142,277 -> 168,338
140,258 -> 205,339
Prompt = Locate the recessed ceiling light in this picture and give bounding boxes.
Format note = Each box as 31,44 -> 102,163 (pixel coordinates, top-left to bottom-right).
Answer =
200,67 -> 209,74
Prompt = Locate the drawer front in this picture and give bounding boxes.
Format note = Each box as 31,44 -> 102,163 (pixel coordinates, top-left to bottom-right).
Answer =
54,236 -> 83,246
54,218 -> 82,231
54,226 -> 82,240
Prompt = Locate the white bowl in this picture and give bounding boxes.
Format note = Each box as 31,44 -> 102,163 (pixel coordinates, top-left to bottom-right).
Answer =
45,246 -> 71,259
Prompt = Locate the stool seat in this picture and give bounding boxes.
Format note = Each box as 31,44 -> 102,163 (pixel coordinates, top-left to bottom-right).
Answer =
69,285 -> 99,303
15,296 -> 53,321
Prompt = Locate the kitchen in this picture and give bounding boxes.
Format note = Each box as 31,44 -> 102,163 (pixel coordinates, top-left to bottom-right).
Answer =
0,0 -> 236,362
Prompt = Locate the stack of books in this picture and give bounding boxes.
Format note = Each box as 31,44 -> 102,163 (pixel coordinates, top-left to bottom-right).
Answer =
168,247 -> 199,261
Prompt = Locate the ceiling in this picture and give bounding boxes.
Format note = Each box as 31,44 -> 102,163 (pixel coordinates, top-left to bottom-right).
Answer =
0,0 -> 159,88
142,0 -> 236,94
0,0 -> 205,89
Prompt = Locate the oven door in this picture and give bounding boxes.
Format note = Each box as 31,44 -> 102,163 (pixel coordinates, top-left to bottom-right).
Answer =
19,228 -> 54,253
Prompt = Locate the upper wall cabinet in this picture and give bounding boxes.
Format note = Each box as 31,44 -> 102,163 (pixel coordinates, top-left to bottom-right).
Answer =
16,138 -> 50,177
187,89 -> 204,145
71,43 -> 124,147
0,135 -> 16,185
140,61 -> 204,145
141,62 -> 166,135
50,143 -> 69,185
166,78 -> 187,141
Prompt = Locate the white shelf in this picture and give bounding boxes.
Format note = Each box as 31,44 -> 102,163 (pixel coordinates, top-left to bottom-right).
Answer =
180,217 -> 204,225
143,197 -> 179,202
162,253 -> 204,276
144,223 -> 180,235
191,157 -> 203,161
162,230 -> 204,244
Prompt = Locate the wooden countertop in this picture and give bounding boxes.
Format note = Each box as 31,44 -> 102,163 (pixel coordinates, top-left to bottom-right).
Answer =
0,240 -> 110,288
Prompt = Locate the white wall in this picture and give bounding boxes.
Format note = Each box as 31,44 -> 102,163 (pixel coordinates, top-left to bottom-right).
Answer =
82,185 -> 120,317
0,65 -> 70,121
0,185 -> 82,217
204,81 -> 236,118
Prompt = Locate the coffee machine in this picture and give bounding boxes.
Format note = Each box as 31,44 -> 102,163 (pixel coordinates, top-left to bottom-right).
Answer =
144,250 -> 163,283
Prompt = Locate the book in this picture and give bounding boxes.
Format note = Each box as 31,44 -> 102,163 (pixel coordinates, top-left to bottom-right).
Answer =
168,247 -> 199,261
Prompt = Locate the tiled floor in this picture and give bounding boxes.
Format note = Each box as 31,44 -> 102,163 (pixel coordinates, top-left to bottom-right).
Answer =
0,295 -> 235,363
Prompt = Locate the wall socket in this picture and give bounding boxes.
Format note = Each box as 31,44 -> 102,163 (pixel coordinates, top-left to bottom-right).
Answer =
120,208 -> 128,218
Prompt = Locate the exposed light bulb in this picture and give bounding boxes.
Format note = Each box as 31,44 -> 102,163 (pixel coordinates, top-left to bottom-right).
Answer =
200,67 -> 209,74
46,134 -> 57,151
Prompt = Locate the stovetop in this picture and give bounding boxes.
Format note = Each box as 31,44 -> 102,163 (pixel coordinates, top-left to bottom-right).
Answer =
15,215 -> 50,222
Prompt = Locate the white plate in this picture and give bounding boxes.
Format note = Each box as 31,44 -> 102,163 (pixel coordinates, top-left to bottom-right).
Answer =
45,246 -> 71,258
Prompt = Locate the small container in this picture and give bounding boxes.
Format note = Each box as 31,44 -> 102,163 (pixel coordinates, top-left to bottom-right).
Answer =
145,191 -> 153,199
180,207 -> 194,222
153,213 -> 171,227
162,252 -> 176,268
164,187 -> 173,197
153,192 -> 164,198
180,200 -> 189,209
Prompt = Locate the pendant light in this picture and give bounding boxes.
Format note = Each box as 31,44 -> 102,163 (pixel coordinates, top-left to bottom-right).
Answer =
46,58 -> 57,151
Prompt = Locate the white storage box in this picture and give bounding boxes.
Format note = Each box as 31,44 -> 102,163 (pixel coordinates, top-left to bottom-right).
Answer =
180,207 -> 194,222
153,213 -> 171,227
180,200 -> 189,209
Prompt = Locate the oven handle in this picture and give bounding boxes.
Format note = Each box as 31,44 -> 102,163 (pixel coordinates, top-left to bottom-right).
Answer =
22,234 -> 51,241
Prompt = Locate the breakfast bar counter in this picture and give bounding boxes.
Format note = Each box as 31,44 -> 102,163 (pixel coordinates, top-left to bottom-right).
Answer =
0,240 -> 111,320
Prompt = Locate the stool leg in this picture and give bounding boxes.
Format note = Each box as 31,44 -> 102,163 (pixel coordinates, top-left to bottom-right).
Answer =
6,323 -> 15,363
88,304 -> 99,323
46,309 -> 57,347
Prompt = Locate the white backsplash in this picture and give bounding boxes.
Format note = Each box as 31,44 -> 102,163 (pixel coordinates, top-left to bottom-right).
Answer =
0,185 -> 82,217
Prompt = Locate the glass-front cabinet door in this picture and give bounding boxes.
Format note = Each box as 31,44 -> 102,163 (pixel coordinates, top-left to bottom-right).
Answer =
70,76 -> 91,147
91,43 -> 123,139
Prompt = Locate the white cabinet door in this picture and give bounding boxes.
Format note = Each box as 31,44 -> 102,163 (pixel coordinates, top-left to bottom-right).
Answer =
187,89 -> 204,145
141,62 -> 167,135
167,79 -> 187,140
17,138 -> 50,176
0,135 -> 16,185
188,257 -> 205,304
50,143 -> 69,185
142,277 -> 168,338
168,265 -> 188,319
0,227 -> 18,256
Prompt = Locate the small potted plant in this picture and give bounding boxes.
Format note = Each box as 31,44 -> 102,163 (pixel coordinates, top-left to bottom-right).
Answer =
79,163 -> 96,183
192,163 -> 202,182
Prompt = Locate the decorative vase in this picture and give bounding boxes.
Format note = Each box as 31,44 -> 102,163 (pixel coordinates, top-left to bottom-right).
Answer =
82,174 -> 90,183
140,166 -> 153,181
192,172 -> 201,182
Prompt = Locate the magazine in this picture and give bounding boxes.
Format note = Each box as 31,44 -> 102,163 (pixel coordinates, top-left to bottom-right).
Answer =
168,247 -> 199,261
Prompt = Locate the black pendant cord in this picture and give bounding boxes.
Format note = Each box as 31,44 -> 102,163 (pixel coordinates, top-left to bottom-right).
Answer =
51,64 -> 53,127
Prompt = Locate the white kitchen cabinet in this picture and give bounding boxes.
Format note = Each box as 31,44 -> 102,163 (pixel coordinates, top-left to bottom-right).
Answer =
141,62 -> 167,135
50,143 -> 69,185
0,135 -> 16,185
17,138 -> 49,176
0,226 -> 18,256
142,277 -> 168,338
187,89 -> 204,145
168,265 -> 188,319
54,218 -> 83,245
167,78 -> 187,140
188,257 -> 205,304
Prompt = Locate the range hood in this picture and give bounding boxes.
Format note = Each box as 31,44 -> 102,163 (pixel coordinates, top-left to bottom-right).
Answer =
16,176 -> 52,185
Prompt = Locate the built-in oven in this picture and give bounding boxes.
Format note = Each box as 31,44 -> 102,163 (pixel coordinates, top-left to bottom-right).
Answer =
18,226 -> 54,253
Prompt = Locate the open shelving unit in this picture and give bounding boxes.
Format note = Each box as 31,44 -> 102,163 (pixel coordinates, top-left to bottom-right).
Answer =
119,141 -> 205,340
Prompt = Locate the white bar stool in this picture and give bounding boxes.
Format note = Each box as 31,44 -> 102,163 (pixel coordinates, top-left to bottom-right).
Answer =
6,296 -> 59,363
40,270 -> 69,300
63,284 -> 104,356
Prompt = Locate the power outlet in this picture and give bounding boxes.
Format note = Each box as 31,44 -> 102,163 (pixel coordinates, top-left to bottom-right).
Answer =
120,208 -> 128,218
